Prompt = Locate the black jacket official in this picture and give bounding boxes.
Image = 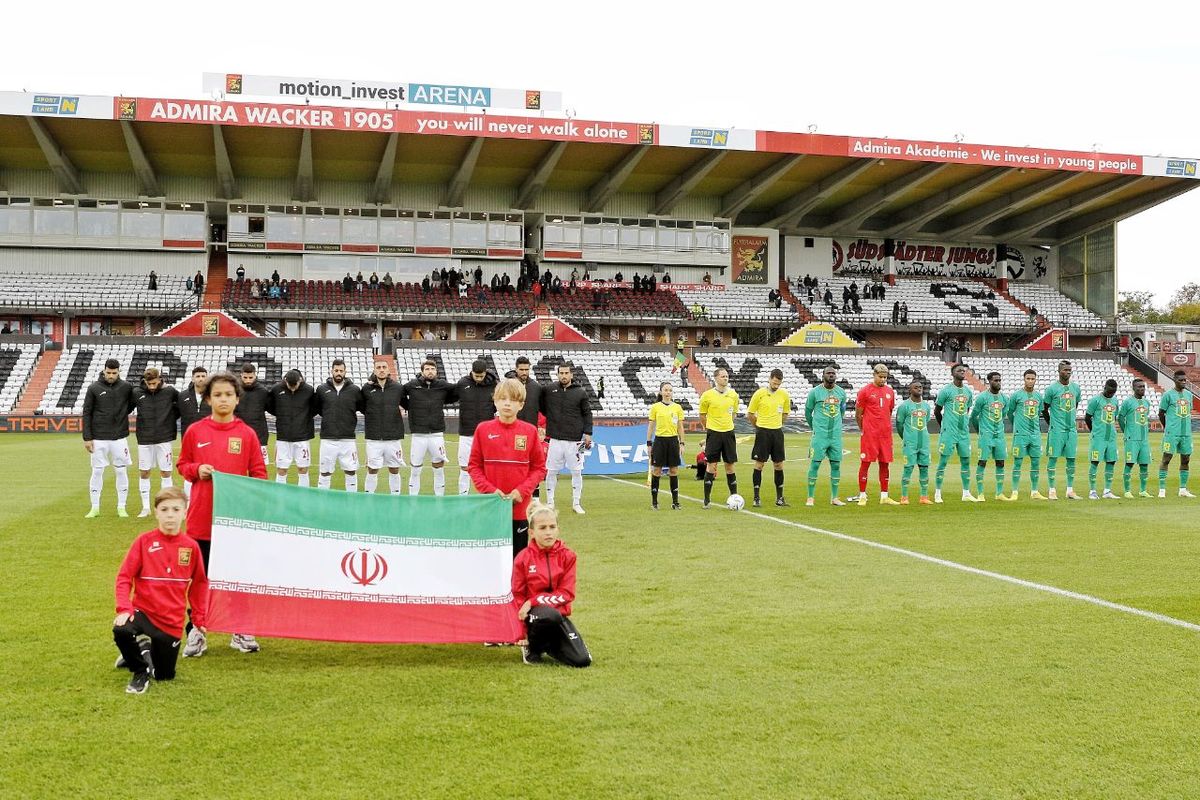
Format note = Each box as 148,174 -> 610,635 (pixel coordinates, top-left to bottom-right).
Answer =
82,376 -> 135,442
361,374 -> 406,441
177,388 -> 210,437
400,377 -> 457,434
235,379 -> 272,447
132,382 -> 180,446
505,372 -> 544,428
315,378 -> 363,439
455,371 -> 498,437
267,381 -> 318,442
540,381 -> 594,442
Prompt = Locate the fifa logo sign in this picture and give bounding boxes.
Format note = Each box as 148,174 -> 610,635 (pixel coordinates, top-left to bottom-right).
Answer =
341,548 -> 389,586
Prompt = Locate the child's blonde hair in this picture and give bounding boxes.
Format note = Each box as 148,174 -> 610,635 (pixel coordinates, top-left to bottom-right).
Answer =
493,377 -> 527,404
154,486 -> 187,507
526,500 -> 558,527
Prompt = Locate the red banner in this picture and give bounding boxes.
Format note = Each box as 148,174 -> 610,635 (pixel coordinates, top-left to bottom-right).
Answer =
117,97 -> 657,145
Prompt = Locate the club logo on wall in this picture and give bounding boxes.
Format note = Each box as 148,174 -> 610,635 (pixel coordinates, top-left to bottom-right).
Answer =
116,98 -> 137,120
731,236 -> 768,285
202,315 -> 220,336
525,90 -> 541,110
638,124 -> 656,145
226,74 -> 243,94
539,321 -> 555,340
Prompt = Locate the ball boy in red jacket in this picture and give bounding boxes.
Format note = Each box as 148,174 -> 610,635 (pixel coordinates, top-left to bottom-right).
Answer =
113,486 -> 208,694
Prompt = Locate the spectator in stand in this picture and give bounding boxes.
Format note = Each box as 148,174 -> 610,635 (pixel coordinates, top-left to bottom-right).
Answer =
342,273 -> 354,293
633,273 -> 642,292
700,304 -> 708,319
382,272 -> 394,291
702,271 -> 712,285
637,332 -> 646,344
1028,306 -> 1039,323
900,302 -> 909,324
658,332 -> 669,345
421,275 -> 432,293
490,273 -> 501,292
647,274 -> 657,293
279,281 -> 290,302
542,269 -> 553,290
662,271 -> 672,284
532,280 -> 543,301
479,284 -> 489,304
147,270 -> 158,291
774,293 -> 782,310
842,297 -> 852,314
0,324 -> 10,335
370,328 -> 380,355
699,335 -> 710,347
193,271 -> 204,296
268,283 -> 281,301
551,276 -> 563,295
582,267 -> 592,281
235,264 -> 245,282
615,271 -> 623,283
355,271 -> 366,292
851,296 -> 862,314
458,282 -> 468,299
369,272 -> 380,290
713,335 -> 722,348
271,268 -> 280,285
892,301 -> 900,324
474,265 -> 483,286
186,275 -> 194,292
423,328 -> 436,342
570,267 -> 579,284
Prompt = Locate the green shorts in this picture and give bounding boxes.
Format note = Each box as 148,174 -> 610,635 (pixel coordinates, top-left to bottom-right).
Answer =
1089,438 -> 1118,463
809,439 -> 843,463
1124,440 -> 1151,465
1047,429 -> 1078,458
903,444 -> 931,467
1012,437 -> 1042,459
937,437 -> 971,460
978,437 -> 1007,462
1162,434 -> 1194,457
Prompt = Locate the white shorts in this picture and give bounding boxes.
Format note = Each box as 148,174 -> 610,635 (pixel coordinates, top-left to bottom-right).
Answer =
91,439 -> 132,468
320,438 -> 359,473
366,439 -> 407,469
457,433 -> 475,468
547,438 -> 585,474
137,443 -> 173,472
410,433 -> 447,466
275,440 -> 312,469
260,444 -> 270,465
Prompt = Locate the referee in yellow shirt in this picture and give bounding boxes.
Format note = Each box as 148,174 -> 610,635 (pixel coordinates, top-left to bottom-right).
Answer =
748,368 -> 791,507
646,382 -> 687,510
698,366 -> 740,509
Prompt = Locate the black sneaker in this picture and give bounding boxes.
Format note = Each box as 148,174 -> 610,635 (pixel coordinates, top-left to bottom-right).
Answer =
752,497 -> 762,508
126,671 -> 151,694
521,645 -> 543,665
671,502 -> 681,510
776,498 -> 789,507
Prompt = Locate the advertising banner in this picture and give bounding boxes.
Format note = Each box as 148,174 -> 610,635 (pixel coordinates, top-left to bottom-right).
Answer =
582,423 -> 652,475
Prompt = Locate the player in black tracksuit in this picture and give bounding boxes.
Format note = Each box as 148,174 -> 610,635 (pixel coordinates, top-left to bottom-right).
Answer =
539,362 -> 594,513
131,368 -> 180,516
82,358 -> 136,517
266,370 -> 318,485
314,360 -> 363,492
454,359 -> 499,494
176,366 -> 210,438
507,355 -> 546,497
361,362 -> 407,495
400,360 -> 458,495
234,364 -> 272,465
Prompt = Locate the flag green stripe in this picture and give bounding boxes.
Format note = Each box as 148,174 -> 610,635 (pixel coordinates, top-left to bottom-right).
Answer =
211,473 -> 510,542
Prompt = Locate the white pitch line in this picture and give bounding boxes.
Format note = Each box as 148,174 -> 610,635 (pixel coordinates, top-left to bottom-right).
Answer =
605,476 -> 1200,634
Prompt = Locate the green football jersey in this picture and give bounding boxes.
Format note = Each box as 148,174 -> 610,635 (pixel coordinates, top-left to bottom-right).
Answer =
896,399 -> 932,445
1043,381 -> 1082,431
1086,394 -> 1119,441
970,391 -> 1007,439
935,383 -> 973,439
1160,388 -> 1195,438
1118,396 -> 1151,442
1007,390 -> 1043,438
805,384 -> 847,440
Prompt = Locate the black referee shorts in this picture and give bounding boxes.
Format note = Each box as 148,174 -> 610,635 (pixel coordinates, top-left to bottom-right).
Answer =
751,428 -> 786,464
704,430 -> 738,464
651,437 -> 682,468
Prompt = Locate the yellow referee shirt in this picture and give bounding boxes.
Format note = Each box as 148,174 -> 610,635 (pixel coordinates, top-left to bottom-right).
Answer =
649,401 -> 685,438
747,387 -> 791,429
699,388 -> 739,432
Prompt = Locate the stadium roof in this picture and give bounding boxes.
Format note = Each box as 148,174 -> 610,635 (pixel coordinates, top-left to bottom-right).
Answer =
0,91 -> 1196,246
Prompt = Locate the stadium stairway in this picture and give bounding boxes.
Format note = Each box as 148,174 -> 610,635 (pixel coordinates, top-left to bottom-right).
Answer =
959,364 -> 988,393
994,283 -> 1049,329
688,354 -> 713,396
13,349 -> 59,414
202,250 -> 227,309
1121,361 -> 1163,393
779,282 -> 815,324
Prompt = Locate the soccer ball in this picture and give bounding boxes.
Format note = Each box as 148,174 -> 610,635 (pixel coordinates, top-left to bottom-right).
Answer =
726,493 -> 746,511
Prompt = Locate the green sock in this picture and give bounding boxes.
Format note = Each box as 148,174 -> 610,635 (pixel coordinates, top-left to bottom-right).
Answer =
902,464 -> 914,491
1030,457 -> 1041,491
1066,458 -> 1076,488
807,461 -> 820,497
975,463 -> 986,496
830,462 -> 841,498
1182,470 -> 1190,489
1104,462 -> 1114,491
1047,457 -> 1058,491
918,465 -> 929,494
1012,460 -> 1023,492
935,454 -> 949,490
1159,469 -> 1168,489
1123,464 -> 1133,493
995,465 -> 1005,496
960,463 -> 971,493
1089,462 -> 1098,492
1140,465 -> 1149,492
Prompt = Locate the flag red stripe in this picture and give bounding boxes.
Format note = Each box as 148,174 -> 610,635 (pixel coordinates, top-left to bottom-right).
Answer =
208,589 -> 523,644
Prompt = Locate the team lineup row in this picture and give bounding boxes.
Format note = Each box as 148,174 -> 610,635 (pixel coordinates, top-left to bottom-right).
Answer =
680,360 -> 1195,509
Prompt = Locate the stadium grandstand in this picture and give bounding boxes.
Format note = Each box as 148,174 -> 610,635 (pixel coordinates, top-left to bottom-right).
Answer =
0,83 -> 1196,427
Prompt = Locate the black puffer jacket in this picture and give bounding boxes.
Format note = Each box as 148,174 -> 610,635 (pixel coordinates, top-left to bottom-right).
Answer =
455,371 -> 498,436
177,388 -> 210,437
315,378 -> 363,439
82,377 -> 135,441
266,381 -> 318,442
361,374 -> 406,441
540,381 -> 593,442
132,382 -> 180,445
504,373 -> 544,428
235,379 -> 271,447
400,377 -> 457,434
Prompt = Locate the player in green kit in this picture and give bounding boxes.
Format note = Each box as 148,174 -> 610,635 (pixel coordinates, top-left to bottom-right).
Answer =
1084,379 -> 1120,499
804,365 -> 847,507
934,364 -> 975,503
1118,378 -> 1153,498
969,371 -> 1012,501
895,379 -> 933,504
1158,369 -> 1195,498
1042,360 -> 1082,500
1006,369 -> 1047,500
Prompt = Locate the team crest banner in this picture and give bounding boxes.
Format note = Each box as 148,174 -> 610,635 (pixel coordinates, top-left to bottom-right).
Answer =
206,474 -> 522,644
731,235 -> 768,285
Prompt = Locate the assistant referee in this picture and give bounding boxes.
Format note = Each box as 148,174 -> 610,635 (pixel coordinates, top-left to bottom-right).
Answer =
748,368 -> 791,507
647,381 -> 686,510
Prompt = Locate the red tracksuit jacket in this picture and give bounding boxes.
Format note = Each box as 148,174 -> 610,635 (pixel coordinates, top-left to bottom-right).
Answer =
467,417 -> 547,521
511,539 -> 577,622
177,416 -> 267,541
115,529 -> 209,636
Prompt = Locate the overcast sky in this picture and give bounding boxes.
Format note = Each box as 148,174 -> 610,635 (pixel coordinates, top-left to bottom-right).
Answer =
8,1 -> 1198,305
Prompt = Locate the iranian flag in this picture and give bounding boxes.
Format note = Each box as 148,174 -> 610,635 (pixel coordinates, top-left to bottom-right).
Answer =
205,473 -> 523,644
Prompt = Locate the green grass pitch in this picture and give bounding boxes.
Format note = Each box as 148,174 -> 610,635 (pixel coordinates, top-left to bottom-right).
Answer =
3,431 -> 1200,799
